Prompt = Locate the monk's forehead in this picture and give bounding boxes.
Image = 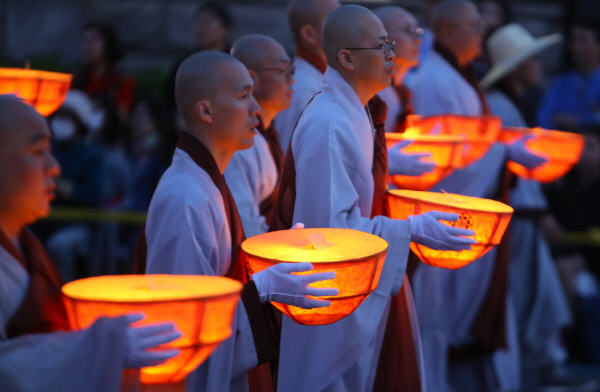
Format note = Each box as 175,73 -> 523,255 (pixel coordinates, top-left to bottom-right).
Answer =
0,99 -> 48,147
215,60 -> 254,94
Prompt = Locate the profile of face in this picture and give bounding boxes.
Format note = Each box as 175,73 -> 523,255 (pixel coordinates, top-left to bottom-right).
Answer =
339,14 -> 395,94
0,106 -> 60,225
445,3 -> 485,63
207,62 -> 261,152
253,45 -> 295,113
193,10 -> 229,51
80,27 -> 106,65
570,25 -> 600,71
383,11 -> 422,68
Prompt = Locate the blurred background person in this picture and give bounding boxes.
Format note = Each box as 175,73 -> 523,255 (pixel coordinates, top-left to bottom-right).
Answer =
537,18 -> 600,132
73,21 -> 135,121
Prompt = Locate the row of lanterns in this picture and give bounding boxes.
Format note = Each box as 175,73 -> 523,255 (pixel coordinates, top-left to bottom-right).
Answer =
5,67 -> 581,387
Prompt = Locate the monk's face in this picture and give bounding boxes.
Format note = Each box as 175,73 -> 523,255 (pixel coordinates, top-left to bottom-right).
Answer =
383,11 -> 421,69
210,62 -> 261,152
253,44 -> 295,114
0,105 -> 60,226
350,14 -> 395,93
445,3 -> 484,63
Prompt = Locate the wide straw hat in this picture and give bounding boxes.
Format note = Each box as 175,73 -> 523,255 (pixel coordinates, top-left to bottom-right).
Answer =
481,23 -> 562,89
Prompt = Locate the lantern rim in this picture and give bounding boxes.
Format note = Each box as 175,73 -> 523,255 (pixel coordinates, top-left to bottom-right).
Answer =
241,228 -> 388,263
62,275 -> 243,303
0,67 -> 73,82
388,189 -> 514,214
385,133 -> 466,143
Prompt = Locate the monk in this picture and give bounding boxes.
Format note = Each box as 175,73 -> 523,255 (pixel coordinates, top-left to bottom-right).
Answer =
135,51 -> 338,392
270,5 -> 476,391
0,95 -> 180,392
225,34 -> 293,236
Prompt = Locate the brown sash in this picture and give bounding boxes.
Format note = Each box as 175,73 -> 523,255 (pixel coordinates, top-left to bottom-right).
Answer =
256,118 -> 285,226
1,228 -> 70,338
433,42 -> 491,116
370,97 -> 422,392
392,84 -> 415,134
295,45 -> 327,74
132,131 -> 275,392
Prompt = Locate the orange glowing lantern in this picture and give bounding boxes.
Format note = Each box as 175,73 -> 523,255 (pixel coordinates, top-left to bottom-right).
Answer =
241,228 -> 388,325
385,132 -> 466,190
0,68 -> 72,116
62,275 -> 242,385
387,189 -> 513,269
406,114 -> 502,167
500,127 -> 585,183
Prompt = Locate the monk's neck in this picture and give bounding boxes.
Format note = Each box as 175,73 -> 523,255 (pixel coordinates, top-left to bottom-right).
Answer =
393,64 -> 412,86
0,218 -> 23,245
259,109 -> 275,130
187,129 -> 233,173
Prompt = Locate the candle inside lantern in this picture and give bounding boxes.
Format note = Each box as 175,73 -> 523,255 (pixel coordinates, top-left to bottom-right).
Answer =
241,228 -> 388,325
387,189 -> 513,269
386,133 -> 466,191
406,114 -> 501,167
62,275 -> 242,385
0,68 -> 72,116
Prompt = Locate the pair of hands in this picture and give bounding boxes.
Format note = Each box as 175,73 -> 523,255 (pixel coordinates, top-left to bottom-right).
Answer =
388,140 -> 436,177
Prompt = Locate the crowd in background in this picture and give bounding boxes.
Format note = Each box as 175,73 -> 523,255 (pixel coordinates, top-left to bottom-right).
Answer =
15,0 -> 600,377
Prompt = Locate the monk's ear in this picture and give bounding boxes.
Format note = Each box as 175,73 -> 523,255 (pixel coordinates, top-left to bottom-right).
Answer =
337,49 -> 354,71
300,24 -> 318,47
195,101 -> 212,123
248,69 -> 258,84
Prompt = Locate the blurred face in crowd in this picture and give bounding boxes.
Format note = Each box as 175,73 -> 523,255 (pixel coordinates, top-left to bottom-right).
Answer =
131,102 -> 159,157
438,2 -> 485,65
207,61 -> 261,152
512,56 -> 543,88
381,10 -> 422,69
252,44 -> 295,115
479,1 -> 504,31
570,25 -> 600,73
81,27 -> 106,65
0,101 -> 60,231
193,10 -> 229,51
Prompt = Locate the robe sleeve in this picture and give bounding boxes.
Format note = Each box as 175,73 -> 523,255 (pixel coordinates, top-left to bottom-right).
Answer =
0,316 -> 128,392
224,148 -> 269,238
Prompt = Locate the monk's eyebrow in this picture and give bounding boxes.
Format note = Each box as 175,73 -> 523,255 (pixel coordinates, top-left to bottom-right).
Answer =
28,132 -> 49,144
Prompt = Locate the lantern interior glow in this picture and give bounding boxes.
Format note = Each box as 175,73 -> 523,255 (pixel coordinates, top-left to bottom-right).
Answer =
387,189 -> 513,269
241,228 -> 388,325
501,127 -> 585,183
0,68 -> 72,116
385,133 -> 466,191
62,275 -> 242,384
406,114 -> 501,167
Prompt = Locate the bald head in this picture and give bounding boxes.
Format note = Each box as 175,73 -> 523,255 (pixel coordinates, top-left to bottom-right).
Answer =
230,35 -> 285,70
0,95 -> 45,147
174,50 -> 247,124
287,0 -> 339,50
323,5 -> 383,65
431,0 -> 475,33
374,6 -> 413,30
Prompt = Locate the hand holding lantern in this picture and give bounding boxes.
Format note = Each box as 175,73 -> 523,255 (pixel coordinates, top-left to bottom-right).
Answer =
123,313 -> 181,369
408,211 -> 476,251
388,140 -> 436,177
506,134 -> 548,169
252,263 -> 339,309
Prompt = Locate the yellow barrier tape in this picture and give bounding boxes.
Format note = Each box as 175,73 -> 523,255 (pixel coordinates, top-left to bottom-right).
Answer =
46,207 -> 146,225
562,228 -> 600,245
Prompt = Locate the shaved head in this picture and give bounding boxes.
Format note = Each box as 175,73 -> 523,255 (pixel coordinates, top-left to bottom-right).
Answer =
230,34 -> 284,70
431,0 -> 475,33
323,5 -> 383,65
373,6 -> 413,30
174,50 -> 247,125
287,0 -> 340,45
0,95 -> 45,147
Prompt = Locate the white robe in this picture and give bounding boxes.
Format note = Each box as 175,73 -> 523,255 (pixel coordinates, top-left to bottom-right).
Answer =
0,241 -> 126,392
274,56 -> 324,153
409,52 -> 520,391
488,89 -> 571,368
145,148 -> 258,392
277,67 -> 413,392
409,50 -> 482,116
224,132 -> 278,237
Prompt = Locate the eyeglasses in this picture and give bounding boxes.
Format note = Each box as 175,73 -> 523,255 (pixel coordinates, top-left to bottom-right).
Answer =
344,41 -> 396,56
255,64 -> 296,81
